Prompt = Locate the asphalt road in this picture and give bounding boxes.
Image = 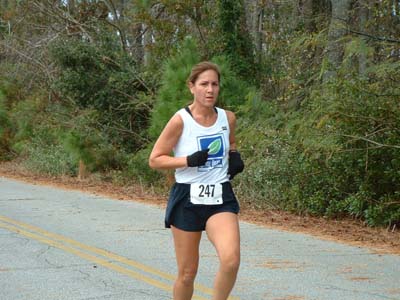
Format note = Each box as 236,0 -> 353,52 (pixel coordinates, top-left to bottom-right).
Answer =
0,176 -> 399,300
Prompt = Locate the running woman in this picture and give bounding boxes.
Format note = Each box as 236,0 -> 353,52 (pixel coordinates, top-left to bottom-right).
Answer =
149,61 -> 244,300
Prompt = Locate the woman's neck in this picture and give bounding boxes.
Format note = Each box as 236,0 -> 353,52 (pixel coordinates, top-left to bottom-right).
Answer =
188,103 -> 217,127
189,103 -> 216,117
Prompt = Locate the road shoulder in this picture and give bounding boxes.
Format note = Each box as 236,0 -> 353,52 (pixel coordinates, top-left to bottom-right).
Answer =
0,161 -> 399,255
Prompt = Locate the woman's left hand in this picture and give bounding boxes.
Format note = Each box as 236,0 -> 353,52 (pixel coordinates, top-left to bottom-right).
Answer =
228,150 -> 244,180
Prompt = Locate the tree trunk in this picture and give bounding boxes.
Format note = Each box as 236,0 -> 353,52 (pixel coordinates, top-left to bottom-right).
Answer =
132,23 -> 144,65
78,159 -> 88,180
302,0 -> 315,32
323,0 -> 352,82
244,0 -> 262,55
358,0 -> 369,76
143,23 -> 152,66
68,0 -> 75,13
105,0 -> 128,52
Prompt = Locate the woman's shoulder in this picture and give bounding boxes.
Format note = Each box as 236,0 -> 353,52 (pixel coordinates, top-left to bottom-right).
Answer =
168,111 -> 184,128
217,108 -> 236,123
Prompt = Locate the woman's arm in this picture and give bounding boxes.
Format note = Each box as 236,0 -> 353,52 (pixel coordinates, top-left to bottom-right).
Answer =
226,110 -> 237,151
149,114 -> 187,170
226,110 -> 244,180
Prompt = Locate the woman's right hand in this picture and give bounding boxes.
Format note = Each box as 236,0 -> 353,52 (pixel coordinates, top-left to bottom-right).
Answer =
187,149 -> 209,167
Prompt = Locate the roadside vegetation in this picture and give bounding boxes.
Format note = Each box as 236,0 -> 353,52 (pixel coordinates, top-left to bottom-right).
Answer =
0,0 -> 399,228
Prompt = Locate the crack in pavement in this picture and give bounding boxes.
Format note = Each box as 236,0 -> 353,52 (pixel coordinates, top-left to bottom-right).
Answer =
0,263 -> 99,272
77,269 -> 91,280
36,245 -> 52,259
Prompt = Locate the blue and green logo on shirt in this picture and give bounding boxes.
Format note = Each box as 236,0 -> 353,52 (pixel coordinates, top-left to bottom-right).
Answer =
197,134 -> 224,171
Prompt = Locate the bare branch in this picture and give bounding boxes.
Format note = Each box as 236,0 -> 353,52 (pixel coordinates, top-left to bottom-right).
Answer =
133,4 -> 166,43
99,122 -> 150,144
383,201 -> 400,206
337,112 -> 399,128
32,0 -> 94,43
0,40 -> 53,82
102,0 -> 127,52
101,55 -> 154,95
341,134 -> 400,149
348,28 -> 400,44
333,16 -> 400,44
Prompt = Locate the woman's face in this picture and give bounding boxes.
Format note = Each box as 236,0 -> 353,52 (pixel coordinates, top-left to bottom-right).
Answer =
189,69 -> 220,108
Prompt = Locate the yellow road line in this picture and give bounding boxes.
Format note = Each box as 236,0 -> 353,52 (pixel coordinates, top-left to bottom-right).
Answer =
0,215 -> 240,300
0,221 -> 173,291
0,215 -> 176,281
0,219 -> 208,300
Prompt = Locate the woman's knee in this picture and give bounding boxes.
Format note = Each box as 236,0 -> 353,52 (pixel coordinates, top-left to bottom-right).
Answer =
177,267 -> 198,286
220,252 -> 240,273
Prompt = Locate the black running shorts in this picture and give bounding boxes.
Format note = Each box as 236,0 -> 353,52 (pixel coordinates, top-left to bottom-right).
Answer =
165,181 -> 240,232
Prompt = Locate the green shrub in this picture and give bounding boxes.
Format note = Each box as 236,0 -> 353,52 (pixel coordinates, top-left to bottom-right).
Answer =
62,129 -> 124,173
217,0 -> 256,82
6,97 -> 75,175
236,71 -> 400,226
49,36 -> 150,152
22,142 -> 76,176
8,97 -> 48,155
148,38 -> 200,139
124,147 -> 163,185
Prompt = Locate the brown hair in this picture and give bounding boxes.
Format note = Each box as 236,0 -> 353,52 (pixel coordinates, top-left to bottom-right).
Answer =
187,61 -> 221,85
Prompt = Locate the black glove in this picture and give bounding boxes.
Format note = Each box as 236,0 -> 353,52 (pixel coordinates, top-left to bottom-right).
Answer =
228,150 -> 244,180
187,149 -> 209,167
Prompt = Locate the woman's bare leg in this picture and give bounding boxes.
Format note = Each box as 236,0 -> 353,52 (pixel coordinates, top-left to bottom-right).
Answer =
205,212 -> 240,300
171,226 -> 202,300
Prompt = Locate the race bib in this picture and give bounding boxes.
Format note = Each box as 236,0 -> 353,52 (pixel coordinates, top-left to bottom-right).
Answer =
190,183 -> 223,205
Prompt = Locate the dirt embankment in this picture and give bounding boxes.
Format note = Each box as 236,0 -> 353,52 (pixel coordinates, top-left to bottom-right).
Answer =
0,161 -> 399,255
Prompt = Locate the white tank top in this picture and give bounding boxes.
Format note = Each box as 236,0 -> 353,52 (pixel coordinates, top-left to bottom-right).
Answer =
174,107 -> 230,184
